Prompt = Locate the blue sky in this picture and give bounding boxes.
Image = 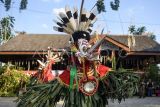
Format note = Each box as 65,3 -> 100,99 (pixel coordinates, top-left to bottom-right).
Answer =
0,0 -> 160,43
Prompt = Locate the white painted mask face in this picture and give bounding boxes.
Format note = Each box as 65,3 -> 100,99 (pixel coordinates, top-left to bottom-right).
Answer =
77,39 -> 89,57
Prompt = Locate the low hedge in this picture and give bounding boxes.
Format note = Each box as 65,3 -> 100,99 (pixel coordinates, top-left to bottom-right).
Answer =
0,64 -> 30,97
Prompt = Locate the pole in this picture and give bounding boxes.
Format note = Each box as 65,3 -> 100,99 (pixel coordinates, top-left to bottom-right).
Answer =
79,0 -> 85,23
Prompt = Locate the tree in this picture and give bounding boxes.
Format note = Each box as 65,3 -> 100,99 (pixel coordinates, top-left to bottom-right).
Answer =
110,0 -> 120,11
128,25 -> 146,35
147,64 -> 160,84
0,0 -> 28,11
0,16 -> 15,44
89,0 -> 120,14
0,0 -> 28,44
96,0 -> 106,13
128,25 -> 156,40
148,33 -> 156,40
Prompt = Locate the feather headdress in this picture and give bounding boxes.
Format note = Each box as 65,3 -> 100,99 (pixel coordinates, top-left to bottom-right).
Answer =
53,5 -> 98,42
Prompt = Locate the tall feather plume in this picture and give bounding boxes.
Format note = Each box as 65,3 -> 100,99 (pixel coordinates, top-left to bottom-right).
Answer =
53,26 -> 72,34
59,12 -> 69,24
79,8 -> 87,31
57,16 -> 66,25
53,26 -> 63,32
85,11 -> 91,28
84,8 -> 98,30
73,7 -> 79,30
59,12 -> 74,33
87,27 -> 92,34
86,11 -> 90,21
53,19 -> 65,27
53,5 -> 98,35
65,5 -> 76,31
53,20 -> 73,34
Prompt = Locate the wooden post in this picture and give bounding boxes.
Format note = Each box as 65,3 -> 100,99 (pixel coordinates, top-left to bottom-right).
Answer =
79,0 -> 85,23
28,61 -> 30,71
111,50 -> 116,70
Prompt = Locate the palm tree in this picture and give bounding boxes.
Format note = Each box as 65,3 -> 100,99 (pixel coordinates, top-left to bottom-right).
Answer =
0,0 -> 28,11
0,0 -> 27,44
0,16 -> 15,44
128,25 -> 146,35
90,0 -> 120,13
128,25 -> 156,40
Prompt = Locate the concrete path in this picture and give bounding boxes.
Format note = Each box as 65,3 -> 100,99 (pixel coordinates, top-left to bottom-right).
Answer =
0,97 -> 160,107
0,97 -> 17,107
108,97 -> 160,107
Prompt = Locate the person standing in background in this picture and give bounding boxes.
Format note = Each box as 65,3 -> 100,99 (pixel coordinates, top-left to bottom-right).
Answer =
147,79 -> 153,97
139,79 -> 146,98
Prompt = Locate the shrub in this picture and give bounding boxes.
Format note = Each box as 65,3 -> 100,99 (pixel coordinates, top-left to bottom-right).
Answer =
0,64 -> 30,96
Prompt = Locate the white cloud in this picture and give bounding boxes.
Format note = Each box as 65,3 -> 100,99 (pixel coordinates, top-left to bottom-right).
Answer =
52,8 -> 65,15
42,24 -> 48,29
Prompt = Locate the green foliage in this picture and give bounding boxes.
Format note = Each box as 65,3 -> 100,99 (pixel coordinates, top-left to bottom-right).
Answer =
0,0 -> 4,3
4,0 -> 11,11
96,0 -> 106,13
17,80 -> 108,107
110,0 -> 120,11
107,71 -> 140,102
136,26 -> 146,35
19,0 -> 28,10
0,16 -> 15,43
128,25 -> 156,40
0,64 -> 30,96
147,64 -> 160,83
148,33 -> 156,40
0,0 -> 28,11
17,70 -> 139,107
128,25 -> 146,35
128,25 -> 135,34
92,0 -> 120,14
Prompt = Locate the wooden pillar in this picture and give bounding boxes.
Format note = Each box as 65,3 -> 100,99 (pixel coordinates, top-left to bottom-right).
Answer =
111,50 -> 116,70
27,60 -> 30,71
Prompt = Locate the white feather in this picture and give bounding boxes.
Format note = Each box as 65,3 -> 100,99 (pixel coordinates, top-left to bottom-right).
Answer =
73,6 -> 79,30
53,54 -> 58,59
79,8 -> 87,31
59,12 -> 75,33
84,8 -> 98,30
37,60 -> 45,67
65,5 -> 76,31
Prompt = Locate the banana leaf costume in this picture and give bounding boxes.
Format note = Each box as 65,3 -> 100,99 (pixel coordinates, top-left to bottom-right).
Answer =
17,5 -> 139,107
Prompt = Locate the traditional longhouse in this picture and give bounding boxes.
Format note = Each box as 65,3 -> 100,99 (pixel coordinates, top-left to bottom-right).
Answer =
0,34 -> 159,72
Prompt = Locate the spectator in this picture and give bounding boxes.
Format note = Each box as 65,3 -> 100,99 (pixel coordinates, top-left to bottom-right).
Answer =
155,85 -> 160,96
147,79 -> 153,97
139,79 -> 146,98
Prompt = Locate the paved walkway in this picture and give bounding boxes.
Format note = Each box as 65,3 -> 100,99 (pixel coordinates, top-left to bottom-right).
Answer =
0,97 -> 160,107
108,97 -> 160,107
0,97 -> 17,107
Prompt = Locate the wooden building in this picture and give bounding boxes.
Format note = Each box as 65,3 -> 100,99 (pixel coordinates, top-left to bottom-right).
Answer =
0,34 -> 160,72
